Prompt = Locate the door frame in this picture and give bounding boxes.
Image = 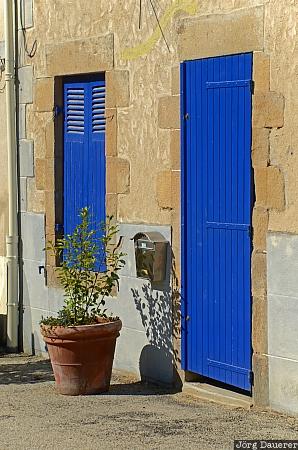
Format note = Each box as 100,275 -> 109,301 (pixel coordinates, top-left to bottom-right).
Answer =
180,60 -> 188,371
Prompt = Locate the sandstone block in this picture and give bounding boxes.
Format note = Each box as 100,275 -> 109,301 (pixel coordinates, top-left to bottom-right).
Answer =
170,130 -> 180,170
46,249 -> 57,271
34,77 -> 54,112
253,92 -> 285,129
173,336 -> 182,367
45,120 -> 54,159
171,171 -> 181,211
156,170 -> 181,210
254,167 -> 268,207
107,158 -> 117,194
106,157 -> 130,194
252,295 -> 268,355
252,207 -> 269,251
267,166 -> 285,210
171,209 -> 181,283
158,96 -> 180,129
46,265 -> 61,288
45,34 -> 114,77
251,250 -> 267,297
27,178 -> 45,213
178,6 -> 264,60
254,166 -> 285,210
252,128 -> 269,168
171,66 -> 180,95
106,193 -> 118,219
253,52 -> 270,92
116,158 -> 130,194
106,71 -> 130,108
45,190 -> 55,235
35,158 -> 46,191
253,353 -> 269,407
26,109 -> 52,159
156,170 -> 172,209
44,158 -> 55,192
105,108 -> 117,157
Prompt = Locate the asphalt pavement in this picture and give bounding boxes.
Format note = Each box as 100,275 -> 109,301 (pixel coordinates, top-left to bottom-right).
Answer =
0,355 -> 297,450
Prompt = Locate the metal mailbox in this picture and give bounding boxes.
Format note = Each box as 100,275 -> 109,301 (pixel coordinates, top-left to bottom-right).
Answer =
133,232 -> 168,283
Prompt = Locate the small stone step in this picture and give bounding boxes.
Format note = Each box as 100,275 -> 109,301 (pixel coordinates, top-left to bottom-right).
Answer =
183,381 -> 254,409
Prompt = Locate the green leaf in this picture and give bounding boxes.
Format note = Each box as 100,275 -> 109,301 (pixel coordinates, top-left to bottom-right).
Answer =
41,206 -> 126,326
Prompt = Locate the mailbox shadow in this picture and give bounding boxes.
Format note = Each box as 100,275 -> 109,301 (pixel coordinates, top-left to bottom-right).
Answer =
131,251 -> 182,389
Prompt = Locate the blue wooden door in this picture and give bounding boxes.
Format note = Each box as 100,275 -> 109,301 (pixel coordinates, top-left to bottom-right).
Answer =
64,76 -> 106,270
181,53 -> 253,391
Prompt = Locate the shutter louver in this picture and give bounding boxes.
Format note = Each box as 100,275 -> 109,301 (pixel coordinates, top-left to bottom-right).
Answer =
92,85 -> 106,134
66,87 -> 85,134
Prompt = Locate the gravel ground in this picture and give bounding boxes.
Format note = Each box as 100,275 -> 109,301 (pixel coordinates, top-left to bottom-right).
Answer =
0,355 -> 297,450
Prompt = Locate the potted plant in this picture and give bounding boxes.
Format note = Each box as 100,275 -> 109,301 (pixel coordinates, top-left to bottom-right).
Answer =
40,207 -> 125,396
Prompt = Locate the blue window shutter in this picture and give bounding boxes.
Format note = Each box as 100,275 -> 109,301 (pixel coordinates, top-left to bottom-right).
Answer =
88,80 -> 106,271
63,81 -> 87,249
63,77 -> 106,271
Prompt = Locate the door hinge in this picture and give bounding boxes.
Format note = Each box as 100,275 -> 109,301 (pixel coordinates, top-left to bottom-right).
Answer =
249,370 -> 254,386
53,105 -> 63,120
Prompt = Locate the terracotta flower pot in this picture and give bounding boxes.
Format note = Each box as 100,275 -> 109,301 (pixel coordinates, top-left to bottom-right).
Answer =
40,319 -> 122,396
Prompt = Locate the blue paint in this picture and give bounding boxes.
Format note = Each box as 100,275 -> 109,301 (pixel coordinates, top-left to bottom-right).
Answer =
63,75 -> 106,271
181,53 -> 253,392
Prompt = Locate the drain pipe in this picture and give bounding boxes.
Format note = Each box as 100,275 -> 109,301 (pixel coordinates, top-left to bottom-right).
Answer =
4,0 -> 19,352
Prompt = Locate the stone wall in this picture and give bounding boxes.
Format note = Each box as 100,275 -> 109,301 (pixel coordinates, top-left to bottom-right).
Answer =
15,0 -> 177,385
0,0 -> 297,413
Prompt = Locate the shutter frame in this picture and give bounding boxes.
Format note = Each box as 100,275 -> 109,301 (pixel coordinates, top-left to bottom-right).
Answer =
63,76 -> 106,272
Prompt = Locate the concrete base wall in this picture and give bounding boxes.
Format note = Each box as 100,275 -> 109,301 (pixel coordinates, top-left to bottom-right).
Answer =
267,232 -> 298,415
22,213 -> 174,385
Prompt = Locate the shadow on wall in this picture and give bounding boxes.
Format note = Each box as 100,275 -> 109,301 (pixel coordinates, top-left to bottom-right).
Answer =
131,251 -> 181,389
